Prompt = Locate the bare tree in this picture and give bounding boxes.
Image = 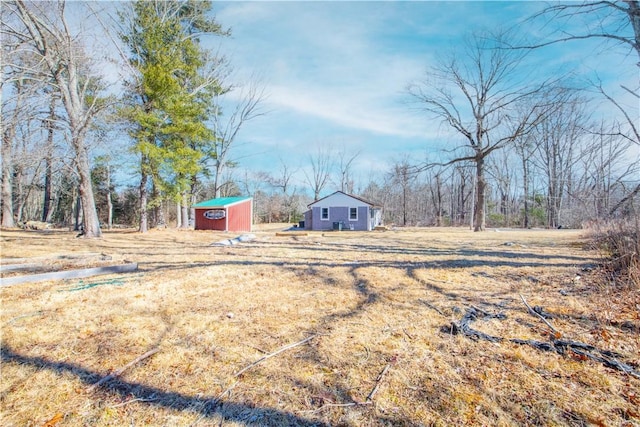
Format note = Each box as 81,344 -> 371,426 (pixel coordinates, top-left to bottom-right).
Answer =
526,1 -> 640,65
239,169 -> 267,224
8,0 -> 108,237
1,22 -> 61,228
487,149 -> 518,226
409,31 -> 556,231
531,90 -> 590,228
1,7 -> 37,228
304,144 -> 332,200
425,165 -> 448,226
388,157 -> 417,226
336,148 -> 361,194
267,159 -> 300,223
449,165 -> 474,227
524,1 -> 640,214
513,133 -> 537,228
0,77 -> 24,228
574,121 -> 638,218
41,94 -> 54,223
208,82 -> 266,199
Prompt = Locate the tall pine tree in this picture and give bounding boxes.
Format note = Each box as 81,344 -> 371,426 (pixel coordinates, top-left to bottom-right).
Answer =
120,0 -> 226,232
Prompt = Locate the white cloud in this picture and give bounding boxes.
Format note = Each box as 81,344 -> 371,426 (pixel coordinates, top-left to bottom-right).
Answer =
266,83 -> 430,139
216,1 -> 444,141
214,1 -> 635,183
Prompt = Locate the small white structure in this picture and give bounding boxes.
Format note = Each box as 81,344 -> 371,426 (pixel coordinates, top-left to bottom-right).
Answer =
303,191 -> 382,231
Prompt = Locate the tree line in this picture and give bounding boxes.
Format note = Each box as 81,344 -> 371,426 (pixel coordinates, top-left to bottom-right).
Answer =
1,1 -> 638,236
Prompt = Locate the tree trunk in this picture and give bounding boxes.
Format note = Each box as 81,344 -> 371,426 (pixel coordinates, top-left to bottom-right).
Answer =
139,160 -> 149,233
176,200 -> 182,228
214,160 -> 222,198
402,184 -> 407,226
474,156 -> 486,232
42,155 -> 53,223
74,139 -> 101,237
522,156 -> 530,228
190,175 -> 198,226
74,191 -> 82,232
156,199 -> 166,228
436,174 -> 443,226
547,182 -> 558,229
609,183 -> 640,216
150,182 -> 163,228
42,96 -> 55,223
1,126 -> 15,228
106,166 -> 113,230
180,192 -> 189,228
15,163 -> 26,224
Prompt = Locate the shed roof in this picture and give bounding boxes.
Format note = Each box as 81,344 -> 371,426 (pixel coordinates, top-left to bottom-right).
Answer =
192,196 -> 251,208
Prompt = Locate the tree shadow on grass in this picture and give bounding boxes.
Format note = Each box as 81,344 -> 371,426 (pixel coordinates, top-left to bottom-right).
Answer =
141,251 -> 595,276
242,240 -> 593,263
0,344 -> 328,427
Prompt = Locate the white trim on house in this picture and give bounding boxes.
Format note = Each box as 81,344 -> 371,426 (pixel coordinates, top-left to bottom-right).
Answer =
349,207 -> 358,221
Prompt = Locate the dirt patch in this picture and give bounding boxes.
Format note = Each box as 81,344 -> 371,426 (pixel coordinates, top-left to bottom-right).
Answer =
1,226 -> 638,426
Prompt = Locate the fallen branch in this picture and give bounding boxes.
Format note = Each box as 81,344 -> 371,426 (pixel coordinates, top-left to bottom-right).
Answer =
235,335 -> 318,377
448,305 -> 640,378
302,401 -> 371,414
402,328 -> 414,340
366,362 -> 393,402
109,397 -> 158,408
446,307 -> 504,342
511,339 -> 640,379
88,348 -> 159,391
470,305 -> 492,316
519,294 -> 558,335
419,299 -> 446,317
303,360 -> 395,414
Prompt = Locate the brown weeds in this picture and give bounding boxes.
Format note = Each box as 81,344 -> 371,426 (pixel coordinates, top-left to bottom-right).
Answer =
1,226 -> 638,426
586,218 -> 640,289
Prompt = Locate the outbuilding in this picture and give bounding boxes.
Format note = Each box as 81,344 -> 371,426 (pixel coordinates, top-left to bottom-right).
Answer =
303,191 -> 382,231
193,196 -> 253,232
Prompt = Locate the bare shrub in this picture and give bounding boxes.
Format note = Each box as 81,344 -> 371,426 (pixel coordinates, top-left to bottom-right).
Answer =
586,217 -> 640,289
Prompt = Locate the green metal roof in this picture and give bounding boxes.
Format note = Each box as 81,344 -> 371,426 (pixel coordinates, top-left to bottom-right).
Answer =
192,196 -> 251,208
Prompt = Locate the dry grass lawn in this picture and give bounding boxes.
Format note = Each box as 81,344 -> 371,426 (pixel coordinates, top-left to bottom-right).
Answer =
1,226 -> 639,426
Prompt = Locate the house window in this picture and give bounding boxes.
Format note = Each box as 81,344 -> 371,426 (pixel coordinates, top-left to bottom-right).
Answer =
321,207 -> 329,220
349,207 -> 358,220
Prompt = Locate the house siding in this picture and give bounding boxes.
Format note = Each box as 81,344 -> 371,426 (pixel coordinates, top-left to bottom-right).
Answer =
304,210 -> 312,230
308,194 -> 373,231
349,206 -> 369,230
310,206 -> 332,230
330,206 -> 349,229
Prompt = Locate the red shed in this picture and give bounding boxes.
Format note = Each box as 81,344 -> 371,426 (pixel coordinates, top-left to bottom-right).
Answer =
193,196 -> 253,232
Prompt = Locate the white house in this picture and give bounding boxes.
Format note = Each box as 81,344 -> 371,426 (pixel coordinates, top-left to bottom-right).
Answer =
303,191 -> 382,231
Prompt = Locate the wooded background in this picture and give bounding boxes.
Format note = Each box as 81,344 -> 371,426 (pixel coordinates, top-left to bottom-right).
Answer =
2,1 -> 638,234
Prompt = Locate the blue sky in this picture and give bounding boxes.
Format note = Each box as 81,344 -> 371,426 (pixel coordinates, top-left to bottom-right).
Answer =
81,1 -> 634,194
202,1 -> 637,195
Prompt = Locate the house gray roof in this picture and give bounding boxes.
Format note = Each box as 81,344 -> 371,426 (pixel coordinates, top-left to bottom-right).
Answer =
307,191 -> 378,208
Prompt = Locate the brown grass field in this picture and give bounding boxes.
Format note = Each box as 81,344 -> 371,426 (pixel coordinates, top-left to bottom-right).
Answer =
1,226 -> 639,426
